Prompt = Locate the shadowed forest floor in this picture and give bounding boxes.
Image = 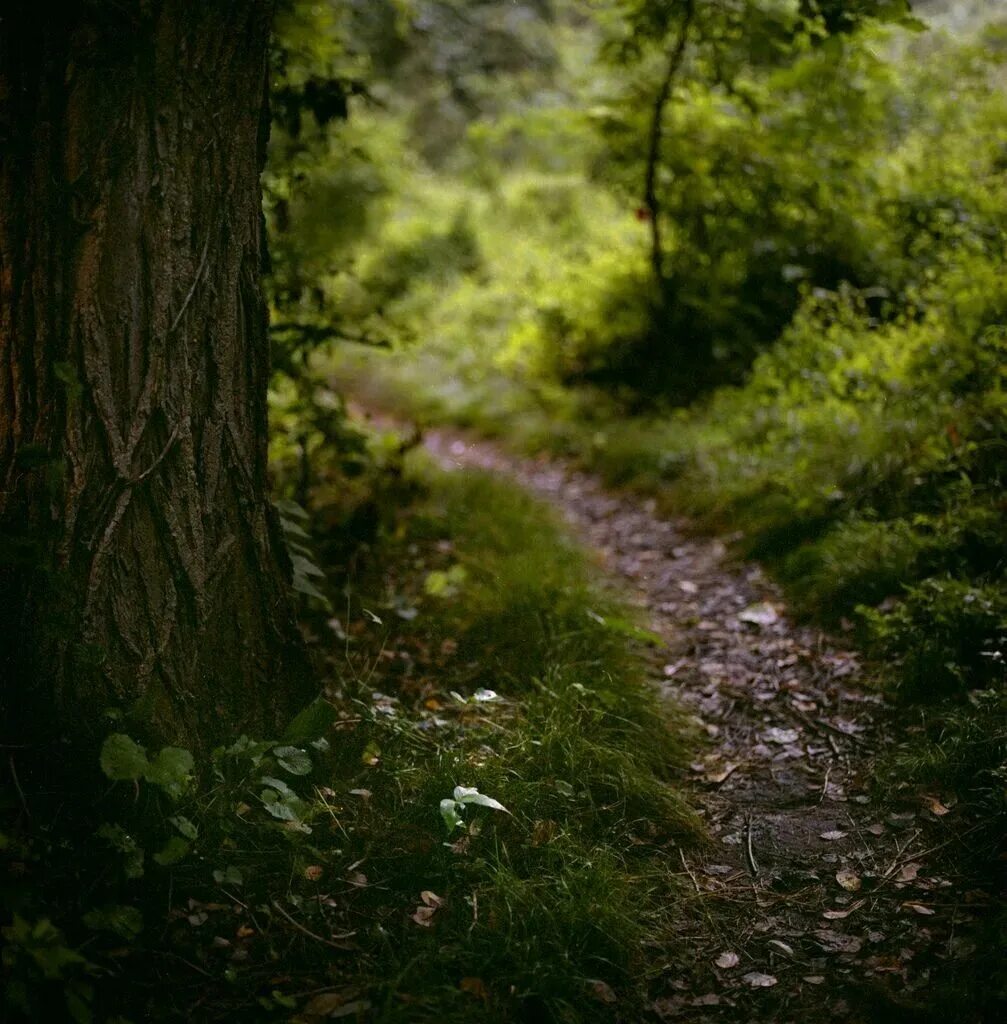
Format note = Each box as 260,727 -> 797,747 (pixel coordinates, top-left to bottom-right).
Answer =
353,408 -> 996,1023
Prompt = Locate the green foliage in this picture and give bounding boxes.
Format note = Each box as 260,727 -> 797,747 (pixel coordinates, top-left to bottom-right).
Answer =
316,3 -> 1006,843
2,454 -> 698,1022
861,579 -> 1006,698
99,735 -> 194,799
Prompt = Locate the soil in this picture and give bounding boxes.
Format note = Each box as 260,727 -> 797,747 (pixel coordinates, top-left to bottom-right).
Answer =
411,425 -> 995,1024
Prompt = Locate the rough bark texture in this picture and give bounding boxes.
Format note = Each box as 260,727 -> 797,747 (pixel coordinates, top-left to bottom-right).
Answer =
0,0 -> 315,752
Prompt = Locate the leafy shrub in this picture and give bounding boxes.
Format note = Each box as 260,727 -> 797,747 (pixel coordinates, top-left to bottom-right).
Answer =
861,578 -> 1006,698
359,208 -> 482,309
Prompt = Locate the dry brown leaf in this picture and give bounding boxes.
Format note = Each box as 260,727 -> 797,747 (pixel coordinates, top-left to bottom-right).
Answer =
897,862 -> 922,883
803,975 -> 825,985
411,905 -> 437,927
588,979 -> 617,1004
822,899 -> 864,921
304,992 -> 347,1016
923,795 -> 951,816
715,951 -> 740,969
742,972 -> 778,988
814,929 -> 863,954
459,977 -> 489,1000
705,763 -> 740,785
765,727 -> 800,744
739,602 -> 779,626
693,994 -> 721,1006
836,868 -> 862,892
902,902 -> 935,916
420,890 -> 443,908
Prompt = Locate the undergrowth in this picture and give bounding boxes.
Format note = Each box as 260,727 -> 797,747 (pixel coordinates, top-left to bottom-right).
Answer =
1,444 -> 699,1023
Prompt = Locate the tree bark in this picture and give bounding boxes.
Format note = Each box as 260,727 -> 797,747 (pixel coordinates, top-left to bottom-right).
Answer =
0,0 -> 315,753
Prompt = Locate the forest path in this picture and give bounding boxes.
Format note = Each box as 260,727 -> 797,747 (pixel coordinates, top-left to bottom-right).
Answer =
403,422 -> 970,1023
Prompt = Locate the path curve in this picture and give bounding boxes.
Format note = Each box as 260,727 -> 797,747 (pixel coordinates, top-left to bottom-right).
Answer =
414,426 -> 978,1024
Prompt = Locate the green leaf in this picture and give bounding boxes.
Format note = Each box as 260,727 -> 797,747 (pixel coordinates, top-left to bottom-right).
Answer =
143,747 -> 194,798
213,865 -> 244,887
153,836 -> 190,866
292,575 -> 328,601
96,823 -> 144,878
65,987 -> 93,1024
82,905 -> 143,938
99,735 -> 148,781
453,786 -> 509,813
262,798 -> 298,822
273,498 -> 309,520
53,361 -> 83,402
587,611 -> 664,645
219,735 -> 275,764
440,798 -> 464,832
273,745 -> 312,776
168,815 -> 198,840
280,517 -> 311,539
259,775 -> 296,798
291,553 -> 325,578
282,697 -> 336,743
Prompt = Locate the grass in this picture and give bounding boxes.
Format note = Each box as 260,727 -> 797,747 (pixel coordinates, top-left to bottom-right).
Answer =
310,455 -> 701,1021
1,442 -> 701,1024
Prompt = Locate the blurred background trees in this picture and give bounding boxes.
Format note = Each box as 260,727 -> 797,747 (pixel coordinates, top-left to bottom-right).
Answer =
271,0 -> 1004,838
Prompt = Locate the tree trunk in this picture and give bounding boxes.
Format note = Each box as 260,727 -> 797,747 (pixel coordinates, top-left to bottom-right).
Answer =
0,0 -> 315,754
642,0 -> 694,298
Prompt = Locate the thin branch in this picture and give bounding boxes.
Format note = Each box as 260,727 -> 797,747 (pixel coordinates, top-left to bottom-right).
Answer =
744,813 -> 759,878
643,0 -> 695,295
270,899 -> 355,949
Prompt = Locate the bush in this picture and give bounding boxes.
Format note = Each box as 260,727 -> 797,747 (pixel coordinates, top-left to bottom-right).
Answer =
861,578 -> 1006,698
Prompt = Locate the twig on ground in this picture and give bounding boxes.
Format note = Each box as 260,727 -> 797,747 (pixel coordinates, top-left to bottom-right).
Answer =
270,899 -> 356,949
744,814 -> 759,878
818,763 -> 833,805
679,848 -> 702,893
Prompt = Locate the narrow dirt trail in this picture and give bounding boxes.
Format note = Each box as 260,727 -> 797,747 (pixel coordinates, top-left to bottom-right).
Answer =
414,426 -> 980,1023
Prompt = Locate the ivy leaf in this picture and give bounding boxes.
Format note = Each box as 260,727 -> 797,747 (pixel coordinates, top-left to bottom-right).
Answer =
99,734 -> 149,781
273,746 -> 312,776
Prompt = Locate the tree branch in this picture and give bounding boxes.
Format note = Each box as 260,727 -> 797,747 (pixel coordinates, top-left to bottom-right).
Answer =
643,0 -> 695,297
